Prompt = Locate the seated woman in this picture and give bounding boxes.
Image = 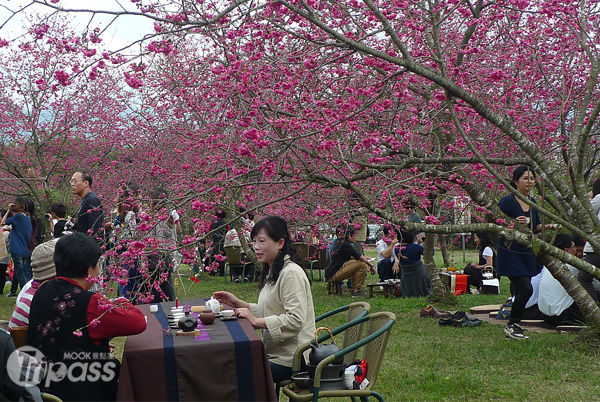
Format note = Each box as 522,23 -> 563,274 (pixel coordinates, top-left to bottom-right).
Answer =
214,216 -> 316,384
464,232 -> 496,291
393,229 -> 431,297
26,233 -> 147,402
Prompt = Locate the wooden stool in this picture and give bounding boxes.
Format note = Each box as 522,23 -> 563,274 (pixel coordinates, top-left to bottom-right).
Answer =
327,282 -> 342,295
367,282 -> 396,298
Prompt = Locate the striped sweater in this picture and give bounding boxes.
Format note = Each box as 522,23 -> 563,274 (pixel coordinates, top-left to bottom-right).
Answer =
8,280 -> 40,331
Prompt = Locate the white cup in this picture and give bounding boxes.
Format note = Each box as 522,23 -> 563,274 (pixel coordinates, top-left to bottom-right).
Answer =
222,310 -> 234,318
150,305 -> 158,313
344,371 -> 355,389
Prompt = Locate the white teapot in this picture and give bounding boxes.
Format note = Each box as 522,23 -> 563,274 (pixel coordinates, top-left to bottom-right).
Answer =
205,297 -> 221,314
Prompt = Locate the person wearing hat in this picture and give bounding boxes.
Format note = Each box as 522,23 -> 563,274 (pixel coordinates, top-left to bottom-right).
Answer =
8,240 -> 57,332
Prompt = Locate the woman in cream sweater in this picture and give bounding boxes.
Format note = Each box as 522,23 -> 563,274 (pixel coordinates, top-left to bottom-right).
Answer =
214,216 -> 315,383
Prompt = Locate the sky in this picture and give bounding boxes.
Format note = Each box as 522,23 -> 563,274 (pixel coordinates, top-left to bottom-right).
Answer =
0,0 -> 154,51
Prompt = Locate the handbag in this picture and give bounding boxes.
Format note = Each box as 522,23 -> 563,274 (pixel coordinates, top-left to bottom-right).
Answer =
0,234 -> 7,261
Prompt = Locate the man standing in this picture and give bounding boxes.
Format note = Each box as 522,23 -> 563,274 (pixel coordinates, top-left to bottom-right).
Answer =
70,171 -> 104,241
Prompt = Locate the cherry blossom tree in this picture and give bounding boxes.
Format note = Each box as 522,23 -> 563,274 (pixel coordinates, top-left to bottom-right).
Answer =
3,1 -> 600,323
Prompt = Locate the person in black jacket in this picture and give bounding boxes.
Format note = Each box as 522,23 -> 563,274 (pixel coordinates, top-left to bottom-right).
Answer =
70,171 -> 104,243
325,227 -> 375,297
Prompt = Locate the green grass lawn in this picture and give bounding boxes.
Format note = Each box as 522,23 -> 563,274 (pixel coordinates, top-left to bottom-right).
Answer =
2,248 -> 599,401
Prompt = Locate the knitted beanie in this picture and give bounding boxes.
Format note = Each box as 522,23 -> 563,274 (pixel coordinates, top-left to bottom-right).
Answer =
31,240 -> 57,281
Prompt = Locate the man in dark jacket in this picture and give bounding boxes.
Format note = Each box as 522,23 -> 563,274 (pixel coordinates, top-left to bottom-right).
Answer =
325,227 -> 375,297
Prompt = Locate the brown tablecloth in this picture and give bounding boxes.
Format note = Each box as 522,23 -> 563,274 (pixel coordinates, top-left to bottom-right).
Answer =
117,301 -> 277,401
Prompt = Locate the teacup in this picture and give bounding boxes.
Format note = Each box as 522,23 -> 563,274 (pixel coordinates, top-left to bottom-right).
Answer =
149,305 -> 158,313
222,310 -> 234,318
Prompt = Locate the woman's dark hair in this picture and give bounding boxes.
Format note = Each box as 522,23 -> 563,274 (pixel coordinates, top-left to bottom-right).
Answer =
12,197 -> 27,214
251,216 -> 304,289
26,198 -> 42,247
215,209 -> 226,219
396,228 -> 416,244
239,206 -> 254,221
54,232 -> 102,278
592,178 -> 600,197
343,227 -> 356,240
510,165 -> 535,188
474,232 -> 494,251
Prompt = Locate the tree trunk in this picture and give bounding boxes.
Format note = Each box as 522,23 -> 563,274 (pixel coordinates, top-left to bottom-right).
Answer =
437,234 -> 451,267
423,234 -> 446,298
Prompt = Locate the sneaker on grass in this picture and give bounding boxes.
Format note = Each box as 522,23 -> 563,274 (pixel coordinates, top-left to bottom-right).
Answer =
351,289 -> 367,297
504,323 -> 529,340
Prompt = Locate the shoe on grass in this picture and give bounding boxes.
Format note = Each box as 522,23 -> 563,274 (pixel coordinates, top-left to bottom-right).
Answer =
351,289 -> 367,297
453,317 -> 482,328
6,292 -> 17,298
451,311 -> 481,322
504,323 -> 529,340
420,305 -> 447,318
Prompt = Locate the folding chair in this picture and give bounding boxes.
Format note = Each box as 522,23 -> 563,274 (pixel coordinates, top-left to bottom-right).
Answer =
224,246 -> 253,284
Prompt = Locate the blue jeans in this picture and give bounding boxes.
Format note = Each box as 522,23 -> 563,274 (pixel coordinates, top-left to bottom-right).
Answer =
12,255 -> 32,289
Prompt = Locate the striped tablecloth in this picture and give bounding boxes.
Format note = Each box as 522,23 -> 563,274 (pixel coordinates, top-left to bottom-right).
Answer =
117,300 -> 277,401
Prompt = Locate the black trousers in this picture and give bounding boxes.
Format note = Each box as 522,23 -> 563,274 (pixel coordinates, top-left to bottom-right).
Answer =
507,275 -> 533,325
580,253 -> 600,302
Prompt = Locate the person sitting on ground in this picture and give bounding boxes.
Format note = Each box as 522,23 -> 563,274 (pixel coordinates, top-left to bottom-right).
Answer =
536,234 -> 584,326
464,232 -> 496,291
8,240 -> 57,331
376,225 -> 398,281
26,233 -> 146,402
325,227 -> 375,297
580,178 -> 600,301
213,216 -> 315,384
393,229 -> 432,298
